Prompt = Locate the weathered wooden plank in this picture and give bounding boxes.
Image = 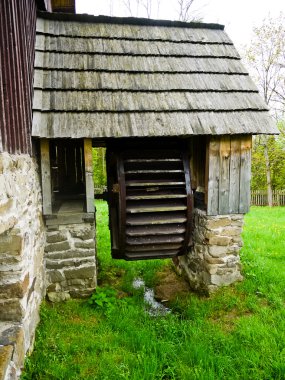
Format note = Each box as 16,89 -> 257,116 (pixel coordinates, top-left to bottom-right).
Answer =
126,212 -> 187,225
126,235 -> 184,245
40,138 -> 52,215
126,224 -> 186,236
219,136 -> 231,214
239,135 -> 252,213
229,137 -> 241,213
204,137 -> 209,209
84,138 -> 95,213
207,137 -> 220,215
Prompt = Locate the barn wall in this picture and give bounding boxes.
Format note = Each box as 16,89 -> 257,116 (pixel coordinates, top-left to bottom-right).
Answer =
206,135 -> 252,215
0,0 -> 37,154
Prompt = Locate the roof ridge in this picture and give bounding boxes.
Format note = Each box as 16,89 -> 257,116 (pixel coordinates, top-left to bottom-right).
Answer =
37,11 -> 225,30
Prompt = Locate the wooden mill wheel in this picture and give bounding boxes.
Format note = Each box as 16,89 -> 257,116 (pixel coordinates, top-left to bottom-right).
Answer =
106,145 -> 193,260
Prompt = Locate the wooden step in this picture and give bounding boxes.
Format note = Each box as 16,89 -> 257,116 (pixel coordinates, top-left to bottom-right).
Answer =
126,213 -> 187,225
126,202 -> 187,213
125,170 -> 184,174
125,243 -> 182,252
124,250 -> 179,260
126,235 -> 184,245
126,224 -> 186,236
126,180 -> 185,187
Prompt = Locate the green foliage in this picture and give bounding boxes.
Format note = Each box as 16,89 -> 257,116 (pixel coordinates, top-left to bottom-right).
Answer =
22,203 -> 285,380
88,287 -> 117,315
251,133 -> 285,190
92,147 -> 107,187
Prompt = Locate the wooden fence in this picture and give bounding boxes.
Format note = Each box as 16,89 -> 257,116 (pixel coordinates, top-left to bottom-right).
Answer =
251,190 -> 285,206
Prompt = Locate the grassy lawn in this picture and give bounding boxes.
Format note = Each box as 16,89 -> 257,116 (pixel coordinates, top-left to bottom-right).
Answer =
22,203 -> 285,380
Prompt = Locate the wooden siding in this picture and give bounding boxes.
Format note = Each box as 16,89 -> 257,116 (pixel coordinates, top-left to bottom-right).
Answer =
0,0 -> 37,154
32,15 -> 278,139
207,135 -> 252,215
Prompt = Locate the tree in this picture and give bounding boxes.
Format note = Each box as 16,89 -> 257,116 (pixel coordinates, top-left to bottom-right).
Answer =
244,14 -> 285,205
177,0 -> 195,22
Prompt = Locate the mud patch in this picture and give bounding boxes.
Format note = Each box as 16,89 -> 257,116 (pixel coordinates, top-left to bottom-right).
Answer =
154,264 -> 191,302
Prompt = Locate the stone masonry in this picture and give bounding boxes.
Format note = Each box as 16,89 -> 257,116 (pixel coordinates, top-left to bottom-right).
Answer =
45,223 -> 97,302
178,208 -> 244,295
0,152 -> 45,379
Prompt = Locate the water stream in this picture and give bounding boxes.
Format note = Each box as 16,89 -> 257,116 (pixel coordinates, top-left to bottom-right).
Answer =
132,278 -> 171,316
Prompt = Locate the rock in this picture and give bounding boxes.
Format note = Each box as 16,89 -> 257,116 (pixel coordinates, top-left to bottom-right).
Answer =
0,345 -> 13,380
0,274 -> 29,299
45,240 -> 70,253
46,231 -> 67,244
47,292 -> 71,303
0,300 -> 24,322
0,233 -> 22,254
64,266 -> 96,280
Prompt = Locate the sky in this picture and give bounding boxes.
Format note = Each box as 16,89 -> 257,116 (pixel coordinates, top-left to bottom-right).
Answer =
76,0 -> 284,48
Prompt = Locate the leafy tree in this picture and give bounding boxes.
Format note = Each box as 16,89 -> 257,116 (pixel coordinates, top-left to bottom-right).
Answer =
244,14 -> 285,204
92,148 -> 107,188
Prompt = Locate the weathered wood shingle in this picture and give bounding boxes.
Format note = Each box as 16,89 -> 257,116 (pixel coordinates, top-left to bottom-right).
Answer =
32,14 -> 278,138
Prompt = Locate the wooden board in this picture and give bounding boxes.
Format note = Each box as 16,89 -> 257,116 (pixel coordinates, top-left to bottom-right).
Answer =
84,138 -> 95,213
40,139 -> 52,215
207,137 -> 220,215
229,137 -> 241,213
219,136 -> 231,214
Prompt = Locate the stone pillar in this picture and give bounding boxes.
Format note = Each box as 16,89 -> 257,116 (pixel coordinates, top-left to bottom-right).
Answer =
45,223 -> 97,302
0,152 -> 45,379
177,208 -> 243,294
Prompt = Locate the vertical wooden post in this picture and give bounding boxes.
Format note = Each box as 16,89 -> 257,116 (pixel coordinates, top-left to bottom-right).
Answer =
219,136 -> 231,214
229,137 -> 241,214
84,138 -> 95,213
40,138 -> 52,215
239,136 -> 252,213
207,137 -> 220,215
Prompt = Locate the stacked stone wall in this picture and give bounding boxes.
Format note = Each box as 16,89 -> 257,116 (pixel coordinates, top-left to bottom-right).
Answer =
178,208 -> 244,294
0,153 -> 45,379
45,223 -> 97,302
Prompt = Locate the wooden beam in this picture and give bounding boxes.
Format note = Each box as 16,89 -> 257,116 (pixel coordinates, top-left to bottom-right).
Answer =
84,138 -> 95,213
219,136 -> 231,214
207,137 -> 220,215
229,137 -> 241,213
40,138 -> 52,215
239,135 -> 252,213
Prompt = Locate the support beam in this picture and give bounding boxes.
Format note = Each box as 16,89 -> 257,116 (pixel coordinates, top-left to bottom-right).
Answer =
40,138 -> 52,215
84,138 -> 95,213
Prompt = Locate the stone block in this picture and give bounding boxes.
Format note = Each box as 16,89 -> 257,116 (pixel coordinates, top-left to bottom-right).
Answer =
47,270 -> 65,283
45,240 -> 70,253
64,266 -> 96,280
47,249 -> 95,260
0,217 -> 17,235
208,236 -> 231,246
211,271 -> 243,286
208,245 -> 229,258
0,274 -> 29,299
0,345 -> 13,380
220,227 -> 242,237
206,217 -> 231,229
69,225 -> 94,240
74,240 -> 95,249
0,300 -> 24,322
0,325 -> 25,371
47,292 -> 70,303
0,234 -> 22,254
0,198 -> 13,214
46,231 -> 67,244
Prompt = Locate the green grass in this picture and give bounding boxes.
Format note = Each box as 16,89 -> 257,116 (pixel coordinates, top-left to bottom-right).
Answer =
22,204 -> 285,380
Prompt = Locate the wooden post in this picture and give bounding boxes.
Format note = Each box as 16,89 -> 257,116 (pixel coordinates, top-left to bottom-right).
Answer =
207,137 -> 220,215
84,138 -> 95,213
40,138 -> 52,215
229,137 -> 241,213
219,136 -> 231,214
239,136 -> 252,213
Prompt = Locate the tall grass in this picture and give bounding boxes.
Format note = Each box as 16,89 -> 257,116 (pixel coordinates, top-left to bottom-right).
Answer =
22,204 -> 285,380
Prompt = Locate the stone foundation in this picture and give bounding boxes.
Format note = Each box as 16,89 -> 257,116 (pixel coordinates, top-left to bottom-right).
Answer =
177,208 -> 243,294
45,223 -> 97,302
0,153 -> 45,379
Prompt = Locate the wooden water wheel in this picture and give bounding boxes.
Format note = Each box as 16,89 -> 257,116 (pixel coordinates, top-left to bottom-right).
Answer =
106,142 -> 193,260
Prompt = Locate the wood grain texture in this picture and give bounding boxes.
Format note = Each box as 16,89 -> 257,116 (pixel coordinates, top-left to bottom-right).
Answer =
229,137 -> 241,213
219,136 -> 231,214
84,138 -> 95,213
207,137 -> 220,215
40,138 -> 52,215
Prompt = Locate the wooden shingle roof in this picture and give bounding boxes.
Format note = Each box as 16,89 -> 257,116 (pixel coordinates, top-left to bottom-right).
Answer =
32,13 -> 278,138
